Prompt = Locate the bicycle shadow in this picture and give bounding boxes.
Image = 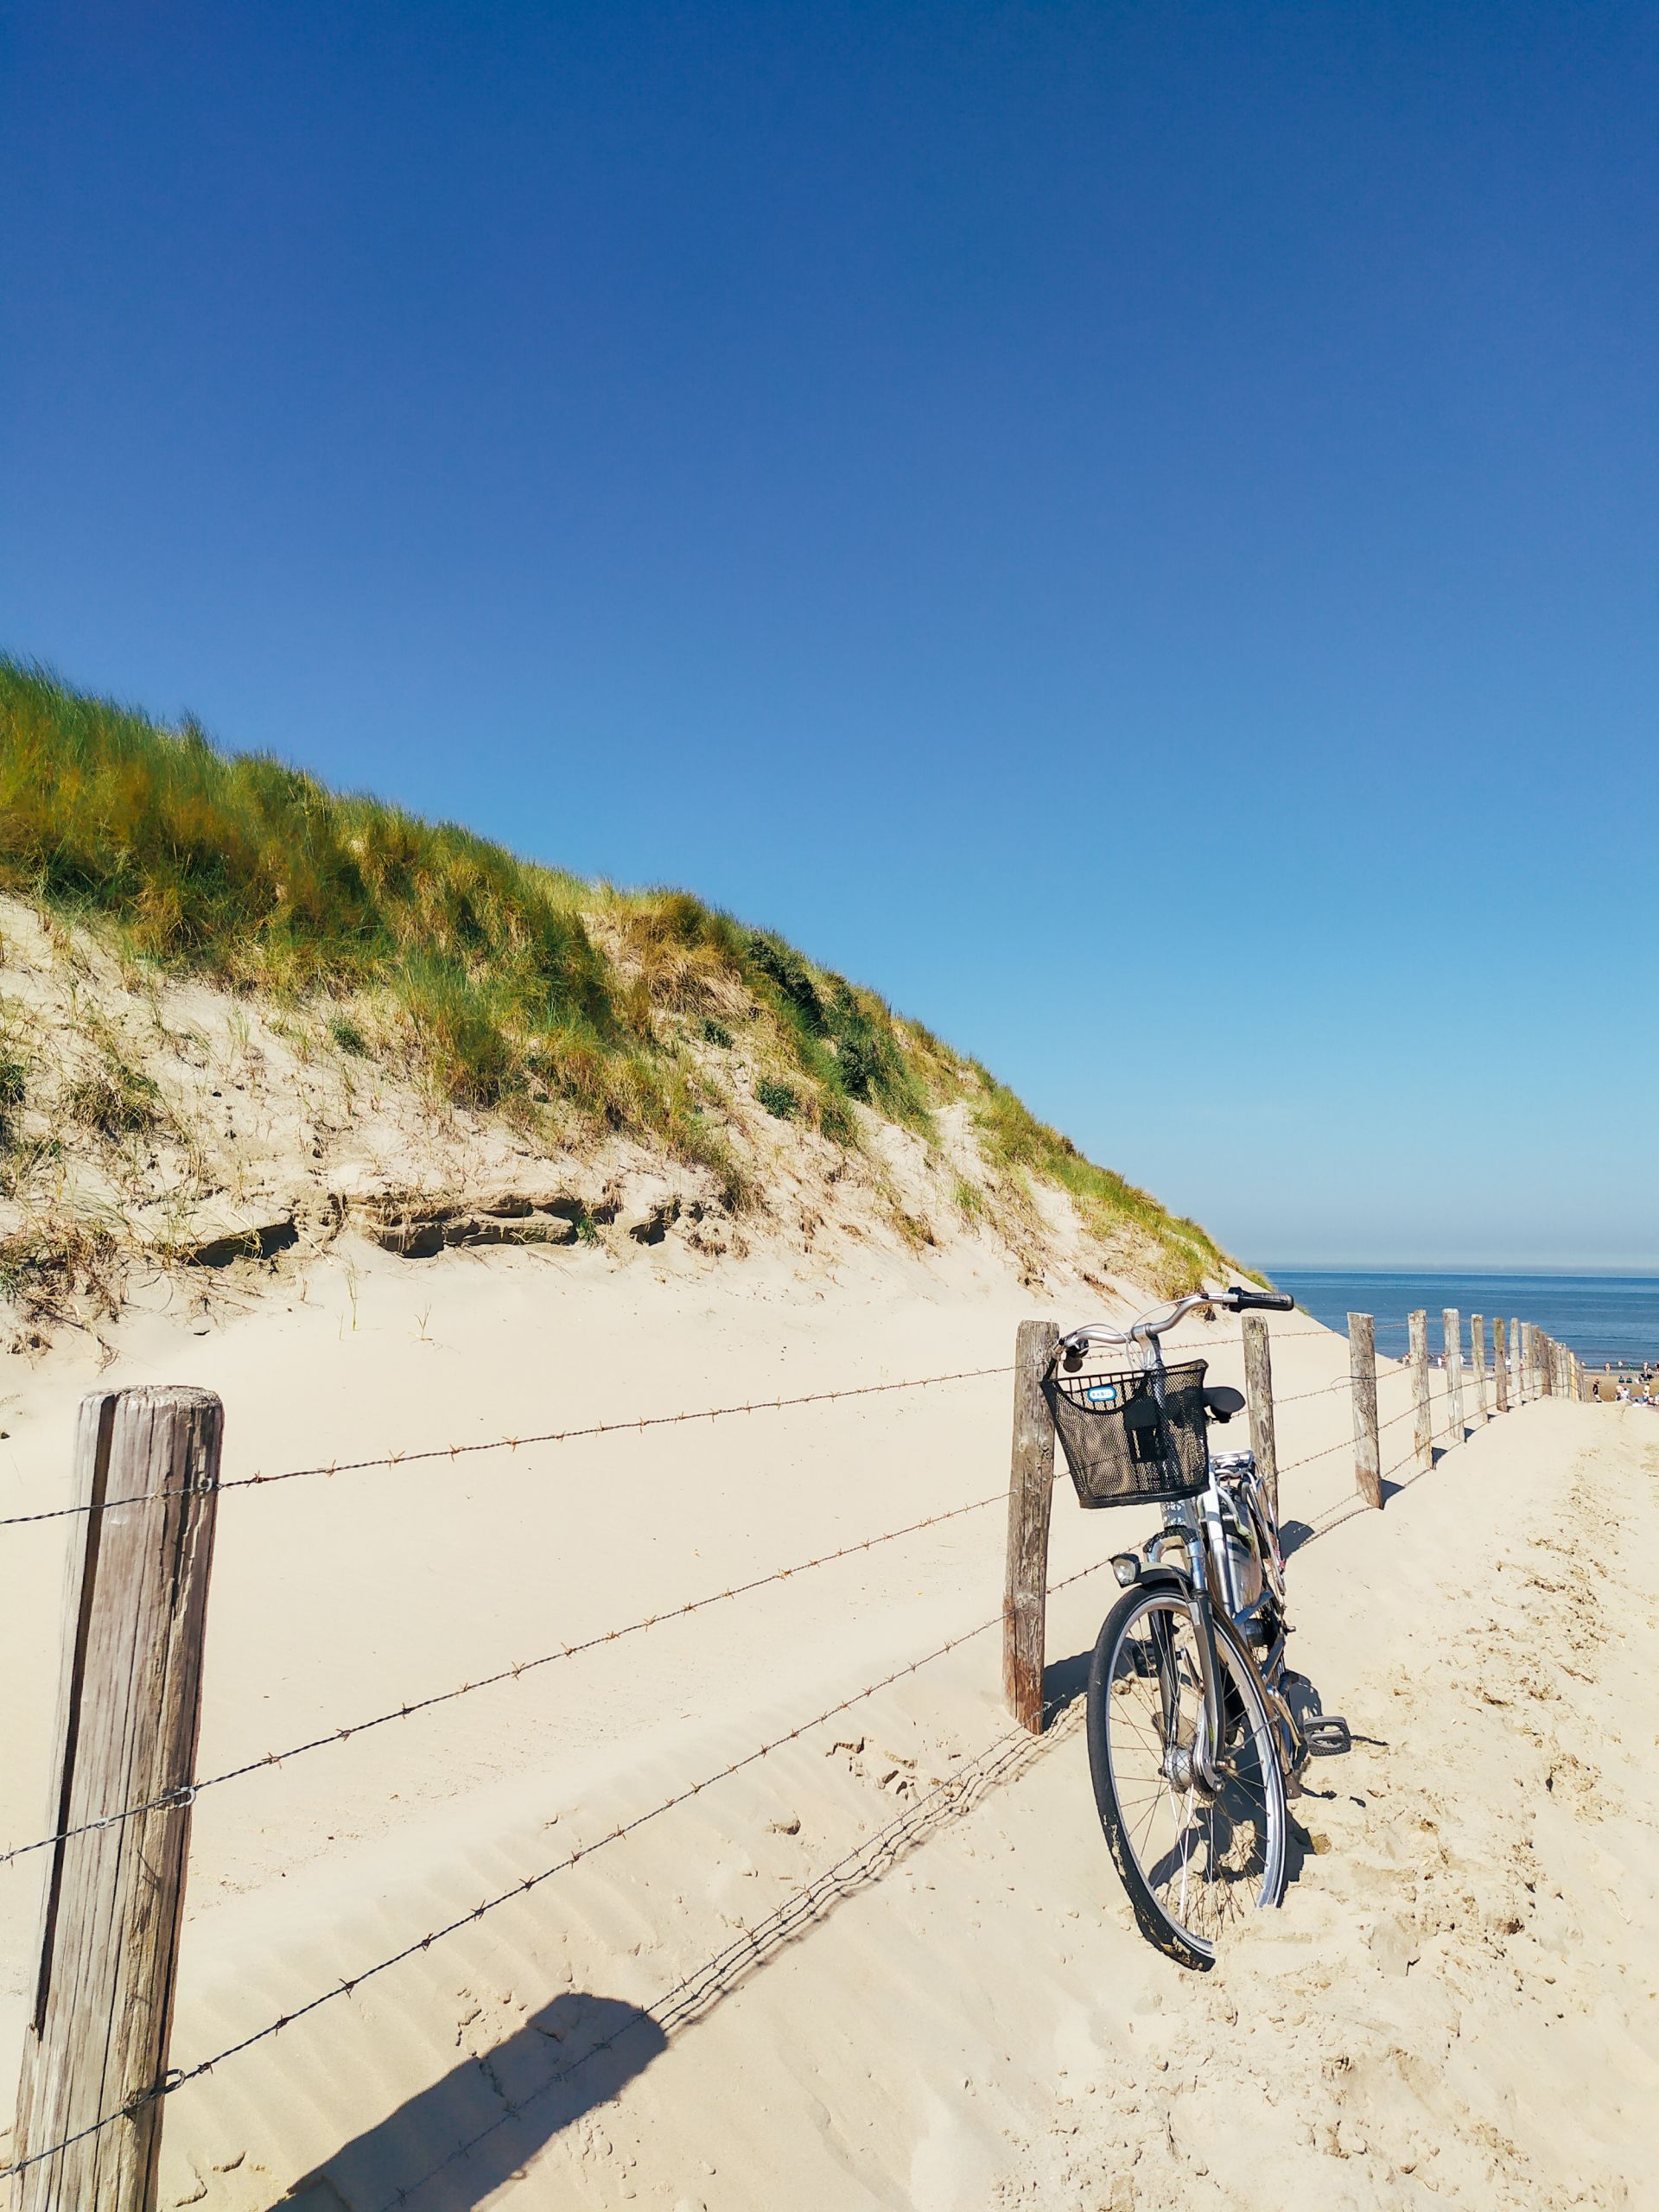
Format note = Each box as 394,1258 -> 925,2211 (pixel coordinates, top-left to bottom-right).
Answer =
282,1990 -> 666,2212
1279,1666 -> 1389,1889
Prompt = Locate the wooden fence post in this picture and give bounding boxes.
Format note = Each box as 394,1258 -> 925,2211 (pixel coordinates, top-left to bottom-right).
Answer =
1408,1308 -> 1433,1469
1241,1314 -> 1280,1522
1443,1308 -> 1465,1437
1522,1322 -> 1537,1398
1349,1312 -> 1382,1508
15,1386 -> 221,2212
1511,1318 -> 1522,1402
1470,1314 -> 1487,1421
1493,1315 -> 1509,1414
1003,1320 -> 1059,1735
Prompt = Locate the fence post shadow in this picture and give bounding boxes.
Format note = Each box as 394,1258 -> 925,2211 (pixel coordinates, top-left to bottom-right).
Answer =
1038,1644 -> 1093,1716
283,1991 -> 666,2212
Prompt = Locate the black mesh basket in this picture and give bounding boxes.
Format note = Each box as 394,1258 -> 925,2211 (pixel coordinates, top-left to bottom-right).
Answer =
1042,1359 -> 1211,1509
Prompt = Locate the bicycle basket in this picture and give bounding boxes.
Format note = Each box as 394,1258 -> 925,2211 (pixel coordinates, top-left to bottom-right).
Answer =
1042,1359 -> 1210,1508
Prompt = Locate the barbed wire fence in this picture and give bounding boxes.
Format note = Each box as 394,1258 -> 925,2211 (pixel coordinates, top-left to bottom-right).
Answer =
0,1304 -> 1577,2205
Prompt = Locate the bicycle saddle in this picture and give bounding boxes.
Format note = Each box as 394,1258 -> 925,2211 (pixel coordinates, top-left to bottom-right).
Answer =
1203,1385 -> 1245,1422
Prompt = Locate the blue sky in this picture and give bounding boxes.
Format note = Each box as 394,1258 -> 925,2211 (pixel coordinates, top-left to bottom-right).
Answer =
3,2 -> 1655,1268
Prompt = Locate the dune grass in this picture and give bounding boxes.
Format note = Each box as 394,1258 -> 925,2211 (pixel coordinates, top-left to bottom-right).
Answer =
1,656 -> 1236,1279
969,1073 -> 1232,1296
1,658 -> 609,1105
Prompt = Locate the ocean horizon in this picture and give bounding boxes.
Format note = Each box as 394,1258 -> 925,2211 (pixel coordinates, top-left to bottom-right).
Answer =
1269,1267 -> 1659,1369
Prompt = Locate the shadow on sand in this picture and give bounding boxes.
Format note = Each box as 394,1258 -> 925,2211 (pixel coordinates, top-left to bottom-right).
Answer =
283,1991 -> 665,2212
279,1660 -> 1103,2209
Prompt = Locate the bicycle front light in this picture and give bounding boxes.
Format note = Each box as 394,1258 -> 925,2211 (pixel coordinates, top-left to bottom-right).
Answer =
1110,1552 -> 1141,1587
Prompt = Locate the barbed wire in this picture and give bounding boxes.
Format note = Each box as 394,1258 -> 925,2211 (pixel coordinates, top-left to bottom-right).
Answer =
372,1707 -> 1073,2209
0,1550 -> 1116,2185
1274,1434 -> 1348,1477
0,1485 -> 1008,1871
0,1363 -> 1020,1529
1294,1375 -> 1542,1541
0,1341 -> 1538,1866
1279,1377 -> 1515,1484
1264,1374 -> 1353,1407
0,1323 -> 1357,1534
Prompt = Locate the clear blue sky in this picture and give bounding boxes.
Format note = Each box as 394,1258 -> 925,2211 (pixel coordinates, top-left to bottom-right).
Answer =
3,2 -> 1655,1268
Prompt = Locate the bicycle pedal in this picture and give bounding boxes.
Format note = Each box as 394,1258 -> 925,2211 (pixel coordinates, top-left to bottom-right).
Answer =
1303,1716 -> 1351,1757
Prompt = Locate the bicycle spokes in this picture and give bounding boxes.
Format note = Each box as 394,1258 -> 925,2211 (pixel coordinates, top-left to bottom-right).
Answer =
1091,1592 -> 1287,1958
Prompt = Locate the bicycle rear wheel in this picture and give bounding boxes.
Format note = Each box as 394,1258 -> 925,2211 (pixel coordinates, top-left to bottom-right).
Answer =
1085,1583 -> 1287,1968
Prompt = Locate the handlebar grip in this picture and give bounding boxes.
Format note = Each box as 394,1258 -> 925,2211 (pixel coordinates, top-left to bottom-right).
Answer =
1230,1286 -> 1295,1313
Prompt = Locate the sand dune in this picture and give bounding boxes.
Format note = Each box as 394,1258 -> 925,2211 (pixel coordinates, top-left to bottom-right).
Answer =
2,1236 -> 1650,2209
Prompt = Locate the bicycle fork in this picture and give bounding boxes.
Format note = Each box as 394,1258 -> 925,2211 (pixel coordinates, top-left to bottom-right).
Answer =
1150,1558 -> 1229,1795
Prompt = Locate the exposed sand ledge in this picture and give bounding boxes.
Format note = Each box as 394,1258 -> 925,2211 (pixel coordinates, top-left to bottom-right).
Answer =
0,892 -> 1228,1355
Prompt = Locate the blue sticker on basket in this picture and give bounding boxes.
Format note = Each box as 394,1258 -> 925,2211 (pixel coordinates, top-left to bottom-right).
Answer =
1084,1383 -> 1120,1407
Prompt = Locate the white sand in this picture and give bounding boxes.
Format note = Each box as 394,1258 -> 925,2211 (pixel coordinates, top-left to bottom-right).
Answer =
2,1238 -> 1652,2210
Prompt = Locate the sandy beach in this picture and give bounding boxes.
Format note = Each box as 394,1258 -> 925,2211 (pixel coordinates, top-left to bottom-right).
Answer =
3,1234 -> 1650,2210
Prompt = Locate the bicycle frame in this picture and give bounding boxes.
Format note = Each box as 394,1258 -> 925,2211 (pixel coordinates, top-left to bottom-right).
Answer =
1143,1349 -> 1230,1791
1062,1286 -> 1294,1796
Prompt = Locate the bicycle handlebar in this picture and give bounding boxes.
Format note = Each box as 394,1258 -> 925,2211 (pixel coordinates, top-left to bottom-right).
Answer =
1058,1283 -> 1296,1359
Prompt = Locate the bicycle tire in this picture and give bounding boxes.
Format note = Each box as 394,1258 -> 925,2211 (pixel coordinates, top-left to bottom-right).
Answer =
1085,1581 -> 1287,1969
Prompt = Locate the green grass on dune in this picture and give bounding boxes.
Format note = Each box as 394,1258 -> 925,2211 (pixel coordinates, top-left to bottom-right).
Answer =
1,658 -> 611,1104
1,656 -> 1237,1283
969,1074 -> 1238,1294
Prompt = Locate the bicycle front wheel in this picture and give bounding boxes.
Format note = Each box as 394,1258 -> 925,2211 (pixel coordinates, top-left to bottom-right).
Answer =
1086,1583 -> 1287,1969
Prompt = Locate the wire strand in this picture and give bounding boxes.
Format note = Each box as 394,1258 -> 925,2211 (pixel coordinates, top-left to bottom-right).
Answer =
372,1709 -> 1071,2210
0,1362 -> 1017,1528
0,1553 -> 1114,2183
1,1487 -> 1007,1869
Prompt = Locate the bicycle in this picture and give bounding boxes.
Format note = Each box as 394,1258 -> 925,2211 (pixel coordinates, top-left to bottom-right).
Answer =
1046,1285 -> 1349,1969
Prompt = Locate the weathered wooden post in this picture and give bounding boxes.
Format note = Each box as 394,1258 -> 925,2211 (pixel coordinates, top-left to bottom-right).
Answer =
1493,1315 -> 1509,1413
1443,1308 -> 1465,1437
1470,1314 -> 1488,1421
1408,1308 -> 1433,1469
1241,1313 -> 1280,1522
1003,1320 -> 1059,1735
1349,1312 -> 1382,1508
15,1386 -> 221,2212
1511,1317 -> 1522,1402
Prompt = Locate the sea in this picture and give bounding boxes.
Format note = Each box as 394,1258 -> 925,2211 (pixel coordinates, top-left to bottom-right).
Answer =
1269,1269 -> 1659,1371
